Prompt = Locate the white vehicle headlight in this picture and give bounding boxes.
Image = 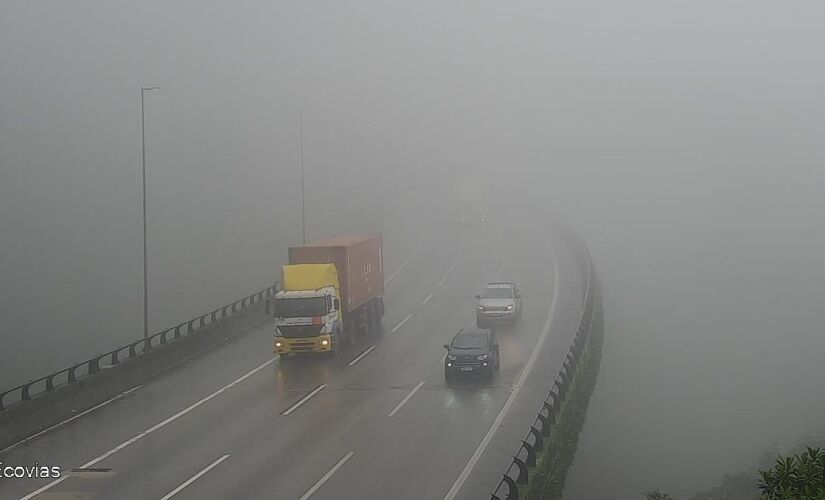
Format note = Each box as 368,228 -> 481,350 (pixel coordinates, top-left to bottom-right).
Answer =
321,339 -> 329,346
477,305 -> 484,311
477,354 -> 488,361
506,305 -> 514,310
275,341 -> 282,347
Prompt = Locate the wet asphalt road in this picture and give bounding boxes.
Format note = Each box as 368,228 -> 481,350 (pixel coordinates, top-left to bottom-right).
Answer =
0,218 -> 588,500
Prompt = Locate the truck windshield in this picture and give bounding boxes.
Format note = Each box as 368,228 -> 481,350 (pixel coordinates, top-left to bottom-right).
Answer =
273,297 -> 327,317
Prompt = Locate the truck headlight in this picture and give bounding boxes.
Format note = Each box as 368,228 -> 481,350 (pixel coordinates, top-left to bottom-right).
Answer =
476,354 -> 488,361
275,341 -> 283,348
447,354 -> 457,361
506,305 -> 514,310
477,305 -> 484,311
321,339 -> 329,346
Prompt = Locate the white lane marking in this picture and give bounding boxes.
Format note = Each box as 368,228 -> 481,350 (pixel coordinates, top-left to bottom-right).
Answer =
298,451 -> 355,500
1,385 -> 143,455
443,238 -> 560,500
388,381 -> 425,417
422,292 -> 434,305
390,314 -> 413,333
447,261 -> 457,272
384,250 -> 416,285
160,454 -> 230,500
437,275 -> 448,287
282,384 -> 327,416
348,345 -> 376,366
21,358 -> 277,500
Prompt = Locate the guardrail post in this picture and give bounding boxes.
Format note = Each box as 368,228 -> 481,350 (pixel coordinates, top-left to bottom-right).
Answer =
536,413 -> 551,437
68,366 -> 77,382
88,358 -> 100,374
46,374 -> 56,391
21,384 -> 31,401
529,426 -> 544,452
111,350 -> 120,365
211,311 -> 218,322
513,456 -> 530,483
502,474 -> 520,500
0,393 -> 5,411
142,338 -> 152,353
542,399 -> 557,424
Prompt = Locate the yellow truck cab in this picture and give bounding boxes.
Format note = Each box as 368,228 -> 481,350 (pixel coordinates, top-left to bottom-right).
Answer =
273,265 -> 341,354
271,235 -> 385,355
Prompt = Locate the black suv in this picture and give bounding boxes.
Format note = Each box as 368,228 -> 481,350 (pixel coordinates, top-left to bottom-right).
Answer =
444,328 -> 500,382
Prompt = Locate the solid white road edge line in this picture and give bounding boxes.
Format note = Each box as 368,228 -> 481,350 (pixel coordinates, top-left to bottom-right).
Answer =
160,454 -> 230,500
442,237 -> 560,500
20,357 -> 277,500
282,384 -> 327,416
422,292 -> 434,305
1,385 -> 144,455
388,381 -> 425,417
298,451 -> 355,500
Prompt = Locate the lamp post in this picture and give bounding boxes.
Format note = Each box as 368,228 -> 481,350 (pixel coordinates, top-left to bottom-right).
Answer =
299,108 -> 306,244
141,86 -> 162,338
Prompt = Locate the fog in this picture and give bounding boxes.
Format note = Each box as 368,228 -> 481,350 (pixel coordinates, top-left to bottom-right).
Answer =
2,1 -> 824,498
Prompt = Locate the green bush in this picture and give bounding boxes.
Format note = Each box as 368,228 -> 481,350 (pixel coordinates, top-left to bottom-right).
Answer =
758,447 -> 825,499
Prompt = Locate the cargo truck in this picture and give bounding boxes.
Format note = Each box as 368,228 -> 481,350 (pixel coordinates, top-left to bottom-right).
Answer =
270,234 -> 385,355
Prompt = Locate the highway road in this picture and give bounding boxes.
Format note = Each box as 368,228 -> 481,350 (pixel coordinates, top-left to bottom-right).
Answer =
0,217 -> 589,500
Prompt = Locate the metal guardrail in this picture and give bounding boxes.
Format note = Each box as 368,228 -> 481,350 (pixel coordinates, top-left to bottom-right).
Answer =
0,283 -> 280,412
490,251 -> 594,500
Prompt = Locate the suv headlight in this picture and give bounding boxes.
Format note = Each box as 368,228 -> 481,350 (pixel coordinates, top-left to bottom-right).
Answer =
477,305 -> 484,311
506,305 -> 514,310
476,354 -> 488,361
447,354 -> 457,361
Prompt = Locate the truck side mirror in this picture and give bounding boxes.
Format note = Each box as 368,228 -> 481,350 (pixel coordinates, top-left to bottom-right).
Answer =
334,298 -> 340,310
443,344 -> 450,350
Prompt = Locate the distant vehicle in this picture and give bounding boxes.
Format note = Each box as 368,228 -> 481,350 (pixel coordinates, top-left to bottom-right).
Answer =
476,282 -> 522,328
270,234 -> 385,355
444,328 -> 500,382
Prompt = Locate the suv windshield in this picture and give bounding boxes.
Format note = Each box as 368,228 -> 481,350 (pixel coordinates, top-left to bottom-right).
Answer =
452,334 -> 487,349
273,297 -> 327,317
482,288 -> 513,299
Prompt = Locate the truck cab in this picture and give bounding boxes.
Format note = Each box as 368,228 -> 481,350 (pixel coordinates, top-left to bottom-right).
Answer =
270,234 -> 385,356
273,285 -> 341,354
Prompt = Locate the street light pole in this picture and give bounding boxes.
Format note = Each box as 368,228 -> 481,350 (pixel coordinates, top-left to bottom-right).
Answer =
141,86 -> 162,338
299,108 -> 306,244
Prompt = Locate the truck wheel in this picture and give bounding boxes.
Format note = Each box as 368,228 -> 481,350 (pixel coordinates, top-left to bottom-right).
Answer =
370,302 -> 383,335
332,326 -> 342,355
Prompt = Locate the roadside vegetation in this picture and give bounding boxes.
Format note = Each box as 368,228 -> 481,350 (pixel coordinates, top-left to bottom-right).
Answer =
528,288 -> 604,500
644,434 -> 825,500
